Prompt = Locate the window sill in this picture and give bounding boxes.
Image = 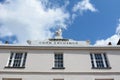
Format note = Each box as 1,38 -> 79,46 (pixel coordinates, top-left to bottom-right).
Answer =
52,67 -> 65,69
5,66 -> 25,69
92,67 -> 111,69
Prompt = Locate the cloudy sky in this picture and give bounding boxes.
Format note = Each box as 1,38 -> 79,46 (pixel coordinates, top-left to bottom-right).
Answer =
0,0 -> 120,45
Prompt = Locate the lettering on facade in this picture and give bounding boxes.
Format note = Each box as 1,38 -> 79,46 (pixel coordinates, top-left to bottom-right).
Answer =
38,41 -> 78,45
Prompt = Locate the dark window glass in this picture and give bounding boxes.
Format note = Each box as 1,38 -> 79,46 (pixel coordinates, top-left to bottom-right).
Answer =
54,53 -> 64,68
90,53 -> 110,69
6,52 -> 27,68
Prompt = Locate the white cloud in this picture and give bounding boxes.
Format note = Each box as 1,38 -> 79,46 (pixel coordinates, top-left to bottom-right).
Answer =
73,0 -> 97,14
0,41 -> 3,44
95,19 -> 120,46
116,19 -> 120,37
0,0 -> 70,43
0,26 -> 13,37
95,35 -> 119,46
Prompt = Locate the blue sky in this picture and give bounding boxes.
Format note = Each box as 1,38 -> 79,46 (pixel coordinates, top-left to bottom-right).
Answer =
0,0 -> 120,45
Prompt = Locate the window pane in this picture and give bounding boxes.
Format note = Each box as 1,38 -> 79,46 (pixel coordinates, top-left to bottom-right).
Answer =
90,53 -> 110,69
6,52 -> 27,68
22,53 -> 27,67
54,53 -> 64,68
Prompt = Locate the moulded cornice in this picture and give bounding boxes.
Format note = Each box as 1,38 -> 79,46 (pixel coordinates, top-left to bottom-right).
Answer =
0,45 -> 120,50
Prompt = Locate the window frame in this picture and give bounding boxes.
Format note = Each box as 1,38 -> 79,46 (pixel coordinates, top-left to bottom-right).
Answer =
52,52 -> 65,69
90,52 -> 111,69
5,52 -> 27,68
3,78 -> 22,80
95,79 -> 114,80
54,79 -> 64,80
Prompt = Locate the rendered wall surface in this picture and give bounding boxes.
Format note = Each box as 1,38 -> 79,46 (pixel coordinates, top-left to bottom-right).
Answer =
0,46 -> 120,80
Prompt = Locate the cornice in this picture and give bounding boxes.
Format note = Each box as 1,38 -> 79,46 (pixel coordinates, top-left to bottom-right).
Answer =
1,71 -> 120,75
0,45 -> 120,50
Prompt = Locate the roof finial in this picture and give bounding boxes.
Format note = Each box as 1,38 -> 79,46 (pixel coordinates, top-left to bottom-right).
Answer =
55,28 -> 63,39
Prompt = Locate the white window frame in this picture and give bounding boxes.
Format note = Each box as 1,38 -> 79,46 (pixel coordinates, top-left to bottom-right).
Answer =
52,52 -> 65,69
90,52 -> 110,69
6,52 -> 27,68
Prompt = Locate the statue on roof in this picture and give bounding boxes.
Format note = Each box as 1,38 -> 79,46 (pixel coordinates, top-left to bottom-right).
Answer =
56,28 -> 62,36
55,28 -> 63,39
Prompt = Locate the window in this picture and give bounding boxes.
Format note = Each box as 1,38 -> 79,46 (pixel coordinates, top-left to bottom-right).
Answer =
6,52 -> 27,68
52,53 -> 65,69
3,78 -> 22,80
54,79 -> 64,80
95,79 -> 113,80
90,53 -> 110,69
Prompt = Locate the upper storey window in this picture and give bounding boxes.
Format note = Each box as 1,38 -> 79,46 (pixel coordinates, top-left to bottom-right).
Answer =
90,53 -> 111,69
52,53 -> 65,69
6,52 -> 27,68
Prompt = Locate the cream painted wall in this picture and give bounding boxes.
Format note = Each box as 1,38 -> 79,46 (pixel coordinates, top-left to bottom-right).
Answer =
0,74 -> 119,80
0,48 -> 120,80
0,49 -> 120,72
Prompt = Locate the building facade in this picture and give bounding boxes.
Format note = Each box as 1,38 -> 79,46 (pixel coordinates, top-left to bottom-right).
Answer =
0,29 -> 120,80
